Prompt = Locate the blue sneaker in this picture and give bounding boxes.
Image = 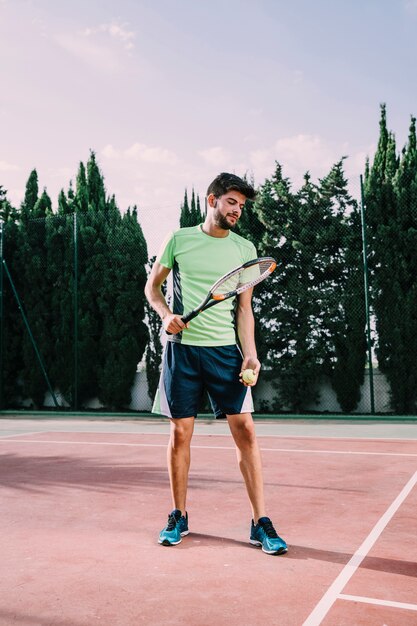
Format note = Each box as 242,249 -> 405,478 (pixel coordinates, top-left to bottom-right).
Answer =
250,517 -> 288,555
158,509 -> 189,546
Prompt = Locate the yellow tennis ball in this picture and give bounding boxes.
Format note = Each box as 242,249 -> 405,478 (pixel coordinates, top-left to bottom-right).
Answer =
242,369 -> 256,384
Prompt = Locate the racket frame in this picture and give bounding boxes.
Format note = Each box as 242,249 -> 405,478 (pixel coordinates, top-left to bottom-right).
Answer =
181,256 -> 276,325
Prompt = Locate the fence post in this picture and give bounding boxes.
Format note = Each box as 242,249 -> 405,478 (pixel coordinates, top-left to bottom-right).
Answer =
0,222 -> 3,409
3,259 -> 59,408
73,212 -> 79,411
360,175 -> 375,414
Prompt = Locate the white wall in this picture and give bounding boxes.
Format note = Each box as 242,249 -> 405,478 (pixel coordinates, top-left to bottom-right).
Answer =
40,368 -> 391,414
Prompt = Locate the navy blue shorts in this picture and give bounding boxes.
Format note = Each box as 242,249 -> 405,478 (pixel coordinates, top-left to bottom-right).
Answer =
152,343 -> 254,419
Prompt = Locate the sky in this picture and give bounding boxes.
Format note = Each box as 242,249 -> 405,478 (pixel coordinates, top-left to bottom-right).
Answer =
1,0 -> 417,253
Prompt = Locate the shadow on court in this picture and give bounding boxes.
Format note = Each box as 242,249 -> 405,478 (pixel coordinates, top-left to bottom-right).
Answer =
0,452 -> 365,494
0,611 -> 82,626
181,534 -> 417,579
183,531 -> 250,550
287,544 -> 417,578
0,452 -> 168,493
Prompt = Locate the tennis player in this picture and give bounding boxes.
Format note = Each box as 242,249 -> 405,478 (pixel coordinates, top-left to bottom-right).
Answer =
145,172 -> 287,555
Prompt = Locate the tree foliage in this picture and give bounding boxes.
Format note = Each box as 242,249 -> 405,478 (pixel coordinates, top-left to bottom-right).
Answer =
2,104 -> 417,415
1,154 -> 148,410
180,188 -> 204,227
237,162 -> 366,413
364,105 -> 417,413
0,187 -> 21,407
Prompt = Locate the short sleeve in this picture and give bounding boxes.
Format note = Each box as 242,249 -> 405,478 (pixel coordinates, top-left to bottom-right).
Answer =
246,241 -> 257,263
156,232 -> 175,269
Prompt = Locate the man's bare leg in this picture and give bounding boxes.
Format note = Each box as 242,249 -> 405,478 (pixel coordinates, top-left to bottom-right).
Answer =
167,416 -> 195,516
227,412 -> 266,522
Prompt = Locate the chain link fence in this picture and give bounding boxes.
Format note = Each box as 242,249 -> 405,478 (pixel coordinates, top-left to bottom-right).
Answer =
0,172 -> 413,416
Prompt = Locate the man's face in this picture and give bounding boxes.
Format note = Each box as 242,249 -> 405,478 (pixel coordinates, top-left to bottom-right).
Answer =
209,190 -> 247,230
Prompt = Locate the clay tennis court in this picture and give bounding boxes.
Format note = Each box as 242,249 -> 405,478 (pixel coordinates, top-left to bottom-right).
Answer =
1,417 -> 416,625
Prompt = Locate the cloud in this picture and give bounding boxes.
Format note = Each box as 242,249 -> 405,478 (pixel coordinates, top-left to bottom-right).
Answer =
54,33 -> 121,72
249,134 -> 368,189
404,0 -> 417,13
276,133 -> 336,172
249,134 -> 338,186
102,145 -> 122,159
102,142 -> 179,165
292,70 -> 304,85
198,146 -> 232,167
0,160 -> 19,172
53,20 -> 135,72
83,21 -> 135,51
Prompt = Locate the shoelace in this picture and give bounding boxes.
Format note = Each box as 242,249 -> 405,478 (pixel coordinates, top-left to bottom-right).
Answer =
259,519 -> 278,538
166,513 -> 179,531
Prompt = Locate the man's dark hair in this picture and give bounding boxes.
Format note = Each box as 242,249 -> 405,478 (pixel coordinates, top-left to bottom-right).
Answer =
206,172 -> 256,200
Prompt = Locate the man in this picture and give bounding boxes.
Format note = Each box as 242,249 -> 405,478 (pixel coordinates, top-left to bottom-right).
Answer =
145,172 -> 287,555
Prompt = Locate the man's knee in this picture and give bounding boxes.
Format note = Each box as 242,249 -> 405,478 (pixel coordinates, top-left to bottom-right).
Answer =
169,418 -> 194,447
228,414 -> 257,447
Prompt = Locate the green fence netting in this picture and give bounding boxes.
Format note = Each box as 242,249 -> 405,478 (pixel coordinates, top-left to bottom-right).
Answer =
1,171 -> 415,415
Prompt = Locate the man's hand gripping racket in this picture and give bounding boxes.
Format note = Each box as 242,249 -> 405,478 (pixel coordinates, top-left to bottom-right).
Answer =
165,256 -> 276,335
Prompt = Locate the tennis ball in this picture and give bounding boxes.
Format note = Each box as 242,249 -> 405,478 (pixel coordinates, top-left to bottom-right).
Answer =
242,369 -> 256,384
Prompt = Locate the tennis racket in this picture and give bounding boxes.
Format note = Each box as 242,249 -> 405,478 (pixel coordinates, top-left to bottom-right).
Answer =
168,257 -> 276,332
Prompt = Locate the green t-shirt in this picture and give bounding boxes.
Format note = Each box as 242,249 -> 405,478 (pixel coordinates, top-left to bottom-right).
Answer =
157,224 -> 257,346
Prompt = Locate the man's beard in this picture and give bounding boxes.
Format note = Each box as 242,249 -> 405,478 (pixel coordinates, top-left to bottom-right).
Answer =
214,209 -> 237,230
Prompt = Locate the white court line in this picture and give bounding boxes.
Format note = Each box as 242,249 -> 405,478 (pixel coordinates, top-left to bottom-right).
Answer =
0,439 -> 232,449
2,427 -> 416,442
302,470 -> 417,626
256,434 -> 417,442
339,594 -> 417,612
2,425 -> 417,442
1,438 -> 417,458
0,431 -> 48,439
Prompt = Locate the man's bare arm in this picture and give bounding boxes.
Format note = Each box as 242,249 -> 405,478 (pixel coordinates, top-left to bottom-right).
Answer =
236,287 -> 261,386
144,261 -> 188,335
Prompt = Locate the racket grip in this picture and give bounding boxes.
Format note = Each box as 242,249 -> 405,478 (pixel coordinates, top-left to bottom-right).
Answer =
181,311 -> 198,324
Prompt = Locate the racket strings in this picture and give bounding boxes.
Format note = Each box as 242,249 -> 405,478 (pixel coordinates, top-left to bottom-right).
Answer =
213,260 -> 274,297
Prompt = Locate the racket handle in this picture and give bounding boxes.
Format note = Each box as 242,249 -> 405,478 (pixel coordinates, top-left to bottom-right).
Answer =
181,310 -> 198,324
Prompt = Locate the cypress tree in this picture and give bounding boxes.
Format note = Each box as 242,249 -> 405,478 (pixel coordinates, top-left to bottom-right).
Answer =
97,206 -> 148,409
20,169 -> 39,221
0,187 -> 20,406
179,189 -> 190,227
75,162 -> 88,213
244,161 -> 366,413
0,185 -> 16,221
46,189 -> 75,405
316,162 -> 367,412
18,181 -> 54,407
57,189 -> 71,215
277,171 -> 324,411
3,155 -> 149,410
197,194 -> 203,219
190,188 -> 204,225
245,164 -> 322,411
363,105 -> 417,412
76,158 -> 108,403
33,189 -> 53,218
72,153 -> 149,408
367,112 -> 417,412
87,151 -> 106,213
180,189 -> 203,227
